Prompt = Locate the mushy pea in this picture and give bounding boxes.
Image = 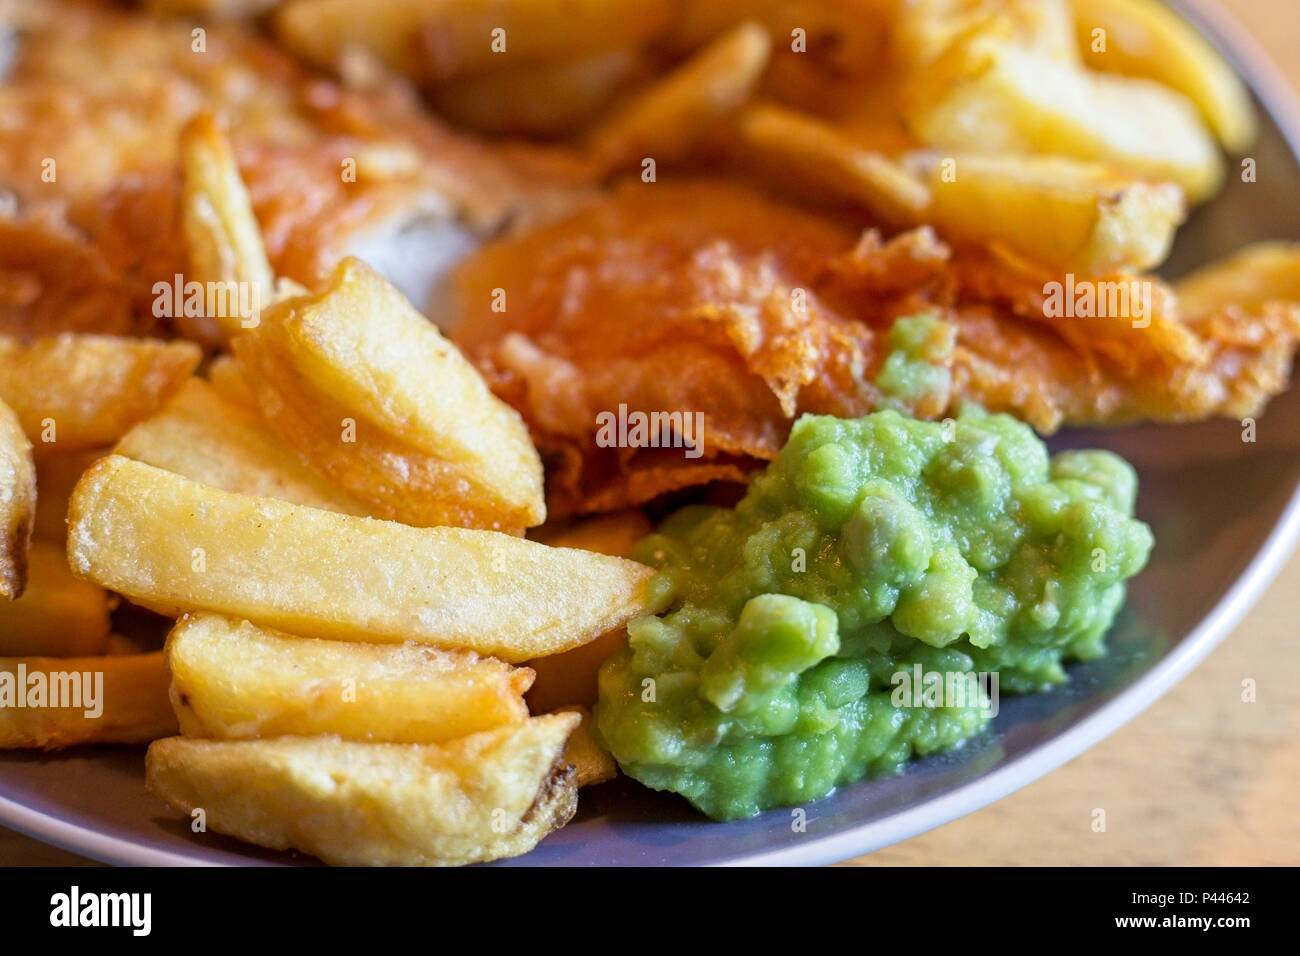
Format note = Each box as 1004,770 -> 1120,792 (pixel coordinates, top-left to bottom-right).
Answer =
594,407 -> 1153,820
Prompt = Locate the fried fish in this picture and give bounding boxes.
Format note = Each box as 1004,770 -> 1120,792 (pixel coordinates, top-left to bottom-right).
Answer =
453,179 -> 1300,514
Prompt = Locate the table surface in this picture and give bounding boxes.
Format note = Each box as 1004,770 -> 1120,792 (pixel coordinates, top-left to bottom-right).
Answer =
3,0 -> 1299,867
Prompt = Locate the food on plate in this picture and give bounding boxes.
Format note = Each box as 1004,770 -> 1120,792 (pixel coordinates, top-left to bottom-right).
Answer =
115,378 -> 369,516
0,0 -> 1293,868
146,713 -> 581,866
233,258 -> 544,531
205,355 -> 258,410
664,0 -> 891,76
167,613 -> 532,743
67,456 -> 654,663
901,21 -> 1225,201
0,211 -> 152,339
0,651 -> 176,750
586,21 -> 772,172
735,103 -> 930,227
1173,241 -> 1300,316
0,542 -> 112,658
737,105 -> 1185,274
526,511 -> 650,712
32,449 -> 107,543
0,398 -> 35,599
891,0 -> 1079,69
596,407 -> 1154,819
429,48 -> 650,137
0,0 -> 538,319
273,0 -> 673,82
177,113 -> 276,347
453,180 -> 1300,513
0,335 -> 201,453
904,152 -> 1185,274
555,706 -> 617,788
1073,0 -> 1256,152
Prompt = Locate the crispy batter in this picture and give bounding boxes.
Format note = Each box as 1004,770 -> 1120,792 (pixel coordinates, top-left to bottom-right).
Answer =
453,180 -> 1300,514
0,1 -> 539,334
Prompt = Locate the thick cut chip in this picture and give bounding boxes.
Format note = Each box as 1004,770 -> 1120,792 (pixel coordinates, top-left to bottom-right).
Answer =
68,456 -> 653,663
909,152 -> 1184,273
0,651 -> 176,749
234,258 -> 544,531
178,113 -> 275,347
904,31 -> 1223,201
0,336 -> 201,453
167,613 -> 532,743
0,398 -> 35,599
146,714 -> 580,866
205,355 -> 257,409
1174,242 -> 1300,317
1073,0 -> 1256,152
587,20 -> 772,172
892,0 -> 1079,67
115,378 -> 368,516
736,104 -> 930,225
0,541 -> 111,657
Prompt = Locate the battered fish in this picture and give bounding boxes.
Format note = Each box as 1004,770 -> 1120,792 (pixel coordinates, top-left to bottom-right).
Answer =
453,180 -> 1300,514
0,0 -> 553,335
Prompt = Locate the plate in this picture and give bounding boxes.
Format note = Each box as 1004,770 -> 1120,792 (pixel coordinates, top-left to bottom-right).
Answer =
2,0 -> 1298,866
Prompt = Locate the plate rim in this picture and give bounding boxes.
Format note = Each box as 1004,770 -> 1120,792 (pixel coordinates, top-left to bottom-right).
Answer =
2,0 -> 1298,868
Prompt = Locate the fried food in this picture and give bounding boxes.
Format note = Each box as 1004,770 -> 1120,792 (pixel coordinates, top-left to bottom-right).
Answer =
453,180 -> 1300,512
0,335 -> 200,454
67,456 -> 654,662
33,449 -> 106,542
167,614 -> 532,743
0,1 -> 539,330
664,0 -> 891,79
0,397 -> 35,599
902,25 -> 1224,201
115,378 -> 369,516
891,0 -> 1079,68
178,113 -> 275,347
1073,0 -> 1256,152
554,706 -> 617,788
587,21 -> 772,172
274,0 -> 672,82
0,541 -> 111,657
526,511 -> 649,712
906,152 -> 1184,274
1174,242 -> 1300,316
531,510 -> 652,557
429,48 -> 649,138
234,259 -> 544,531
736,103 -> 930,226
0,651 -> 176,750
146,714 -> 580,866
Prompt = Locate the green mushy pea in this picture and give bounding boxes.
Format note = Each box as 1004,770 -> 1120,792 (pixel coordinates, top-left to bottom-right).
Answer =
594,407 -> 1154,820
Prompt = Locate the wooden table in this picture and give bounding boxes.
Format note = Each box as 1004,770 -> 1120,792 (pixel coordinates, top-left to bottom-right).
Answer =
3,0 -> 1298,867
